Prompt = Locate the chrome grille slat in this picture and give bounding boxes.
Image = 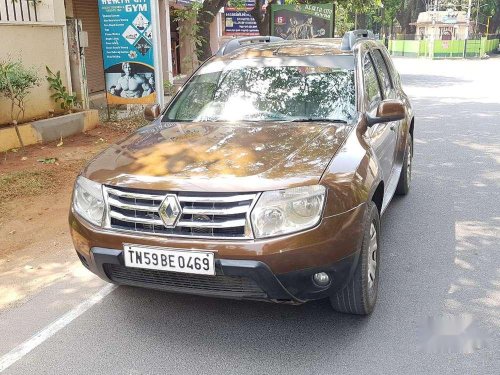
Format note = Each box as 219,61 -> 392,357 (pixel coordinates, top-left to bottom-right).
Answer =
104,186 -> 257,239
177,218 -> 246,229
182,206 -> 248,215
109,211 -> 164,226
107,187 -> 165,201
178,194 -> 255,203
108,197 -> 159,212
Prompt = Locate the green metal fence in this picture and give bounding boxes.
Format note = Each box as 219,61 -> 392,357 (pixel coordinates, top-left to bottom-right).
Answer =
388,37 -> 499,58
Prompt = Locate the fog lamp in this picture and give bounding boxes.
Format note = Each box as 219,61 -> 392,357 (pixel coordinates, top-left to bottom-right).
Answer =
313,272 -> 330,287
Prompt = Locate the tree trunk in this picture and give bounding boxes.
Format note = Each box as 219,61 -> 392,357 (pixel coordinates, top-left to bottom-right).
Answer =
9,96 -> 24,148
249,0 -> 277,35
490,9 -> 500,34
198,0 -> 227,62
357,13 -> 367,29
13,123 -> 25,149
396,0 -> 417,34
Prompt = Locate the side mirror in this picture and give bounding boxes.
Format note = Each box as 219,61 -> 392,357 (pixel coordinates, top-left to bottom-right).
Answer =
144,104 -> 161,122
366,99 -> 405,127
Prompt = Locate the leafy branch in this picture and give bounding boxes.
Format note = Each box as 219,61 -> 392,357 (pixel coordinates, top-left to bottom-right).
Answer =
172,2 -> 205,72
46,66 -> 77,113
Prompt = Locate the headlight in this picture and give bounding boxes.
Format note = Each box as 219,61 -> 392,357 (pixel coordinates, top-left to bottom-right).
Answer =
73,176 -> 105,226
251,185 -> 326,238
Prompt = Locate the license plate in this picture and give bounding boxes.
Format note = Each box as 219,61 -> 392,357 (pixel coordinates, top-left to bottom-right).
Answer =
123,244 -> 215,276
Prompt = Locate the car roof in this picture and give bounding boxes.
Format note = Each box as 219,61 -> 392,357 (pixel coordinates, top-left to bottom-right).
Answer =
214,38 -> 353,61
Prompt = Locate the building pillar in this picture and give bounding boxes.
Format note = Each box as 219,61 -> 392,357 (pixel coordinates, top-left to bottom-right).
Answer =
151,0 -> 165,107
160,0 -> 174,84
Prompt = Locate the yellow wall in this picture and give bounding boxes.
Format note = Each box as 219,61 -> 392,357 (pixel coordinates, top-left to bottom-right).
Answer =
0,25 -> 70,126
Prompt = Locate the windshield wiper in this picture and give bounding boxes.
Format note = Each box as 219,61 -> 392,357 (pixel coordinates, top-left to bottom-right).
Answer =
290,118 -> 348,123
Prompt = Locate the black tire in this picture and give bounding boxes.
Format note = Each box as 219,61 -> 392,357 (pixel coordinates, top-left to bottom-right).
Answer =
396,133 -> 412,195
330,201 -> 380,315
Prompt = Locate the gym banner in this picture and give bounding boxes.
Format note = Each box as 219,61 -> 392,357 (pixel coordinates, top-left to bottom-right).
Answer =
271,3 -> 335,40
98,0 -> 157,104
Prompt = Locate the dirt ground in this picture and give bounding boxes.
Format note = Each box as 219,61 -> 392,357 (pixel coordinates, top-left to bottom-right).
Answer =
0,126 -> 129,257
0,125 -> 134,309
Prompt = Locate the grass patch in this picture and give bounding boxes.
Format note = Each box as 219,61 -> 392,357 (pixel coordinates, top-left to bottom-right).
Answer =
0,170 -> 55,201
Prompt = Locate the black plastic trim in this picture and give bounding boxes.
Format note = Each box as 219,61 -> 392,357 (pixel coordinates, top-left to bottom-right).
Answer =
80,247 -> 359,303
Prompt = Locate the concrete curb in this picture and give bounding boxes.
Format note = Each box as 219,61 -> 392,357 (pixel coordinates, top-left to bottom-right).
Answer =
0,110 -> 99,152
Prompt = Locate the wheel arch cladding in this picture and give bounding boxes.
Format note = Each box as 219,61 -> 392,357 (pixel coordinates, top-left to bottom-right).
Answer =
371,181 -> 384,214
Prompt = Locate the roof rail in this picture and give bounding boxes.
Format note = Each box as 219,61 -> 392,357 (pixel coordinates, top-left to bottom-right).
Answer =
340,30 -> 375,51
216,36 -> 284,56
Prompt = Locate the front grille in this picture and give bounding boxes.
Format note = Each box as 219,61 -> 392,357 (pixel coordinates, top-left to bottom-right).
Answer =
104,264 -> 267,299
104,187 -> 258,239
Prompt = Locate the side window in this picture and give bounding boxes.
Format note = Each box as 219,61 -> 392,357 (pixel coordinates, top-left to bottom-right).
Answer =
371,49 -> 393,96
363,54 -> 382,109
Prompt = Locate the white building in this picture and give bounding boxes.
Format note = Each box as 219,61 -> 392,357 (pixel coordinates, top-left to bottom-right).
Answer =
413,10 -> 470,40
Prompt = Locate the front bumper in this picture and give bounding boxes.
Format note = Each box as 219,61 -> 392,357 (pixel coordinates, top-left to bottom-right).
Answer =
70,203 -> 366,303
79,247 -> 359,303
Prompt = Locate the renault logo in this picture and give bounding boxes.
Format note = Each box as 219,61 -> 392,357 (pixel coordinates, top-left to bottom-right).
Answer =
158,194 -> 181,228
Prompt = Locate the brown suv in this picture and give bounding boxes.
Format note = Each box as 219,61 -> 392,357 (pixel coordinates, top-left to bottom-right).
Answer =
70,31 -> 414,315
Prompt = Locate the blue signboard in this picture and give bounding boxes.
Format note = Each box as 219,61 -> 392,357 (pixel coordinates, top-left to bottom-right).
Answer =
98,0 -> 156,104
224,11 -> 260,36
224,1 -> 259,36
224,0 -> 284,36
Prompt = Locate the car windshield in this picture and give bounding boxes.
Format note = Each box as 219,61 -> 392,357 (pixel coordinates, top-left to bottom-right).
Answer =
163,65 -> 356,123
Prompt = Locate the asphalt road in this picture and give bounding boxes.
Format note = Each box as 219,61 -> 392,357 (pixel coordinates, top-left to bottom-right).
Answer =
1,57 -> 499,374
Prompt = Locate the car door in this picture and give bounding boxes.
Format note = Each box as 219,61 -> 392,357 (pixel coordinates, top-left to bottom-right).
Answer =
363,51 -> 398,186
371,48 -> 403,164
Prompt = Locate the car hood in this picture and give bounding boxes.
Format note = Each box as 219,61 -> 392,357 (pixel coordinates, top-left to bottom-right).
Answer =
83,121 -> 350,192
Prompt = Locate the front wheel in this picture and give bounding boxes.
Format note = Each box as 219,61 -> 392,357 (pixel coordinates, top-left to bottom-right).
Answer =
330,201 -> 380,315
396,133 -> 413,195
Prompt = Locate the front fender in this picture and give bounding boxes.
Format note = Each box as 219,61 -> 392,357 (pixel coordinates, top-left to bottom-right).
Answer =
321,126 -> 382,217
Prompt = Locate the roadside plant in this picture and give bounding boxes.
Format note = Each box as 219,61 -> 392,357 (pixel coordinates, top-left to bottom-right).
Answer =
0,59 -> 40,148
163,80 -> 176,96
46,66 -> 77,113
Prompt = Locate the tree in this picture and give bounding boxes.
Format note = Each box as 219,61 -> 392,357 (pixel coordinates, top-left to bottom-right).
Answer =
397,0 -> 425,34
249,0 -> 277,36
0,59 -> 40,148
478,0 -> 500,34
198,0 -> 228,61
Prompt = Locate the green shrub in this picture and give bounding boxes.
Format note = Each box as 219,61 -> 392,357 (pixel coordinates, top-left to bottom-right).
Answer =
0,59 -> 40,147
163,80 -> 176,96
46,66 -> 77,113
